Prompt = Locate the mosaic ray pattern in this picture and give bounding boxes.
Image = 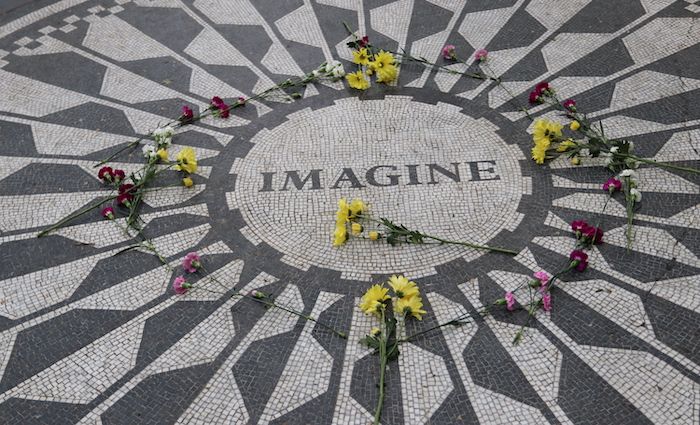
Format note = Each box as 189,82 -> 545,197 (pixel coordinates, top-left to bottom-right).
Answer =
0,0 -> 698,424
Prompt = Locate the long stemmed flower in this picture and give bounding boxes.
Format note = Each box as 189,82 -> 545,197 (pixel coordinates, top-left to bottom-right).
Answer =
171,252 -> 347,338
332,198 -> 518,255
359,275 -> 426,425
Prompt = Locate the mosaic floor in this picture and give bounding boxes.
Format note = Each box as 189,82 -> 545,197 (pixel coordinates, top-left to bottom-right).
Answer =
0,0 -> 698,424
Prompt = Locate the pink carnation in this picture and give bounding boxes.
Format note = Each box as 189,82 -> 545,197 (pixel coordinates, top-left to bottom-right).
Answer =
571,220 -> 588,233
172,276 -> 190,295
441,44 -> 456,60
602,177 -> 622,193
569,250 -> 589,272
181,105 -> 194,122
98,166 -> 113,182
112,169 -> 125,183
542,292 -> 552,311
505,291 -> 516,311
182,252 -> 201,273
101,206 -> 114,219
534,271 -> 550,288
474,48 -> 488,61
562,98 -> 576,111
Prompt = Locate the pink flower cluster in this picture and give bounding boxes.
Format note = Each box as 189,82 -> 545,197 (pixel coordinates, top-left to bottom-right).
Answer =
503,270 -> 552,313
528,81 -> 550,104
117,183 -> 135,206
180,105 -> 194,123
211,96 -> 230,118
571,220 -> 604,245
358,35 -> 369,48
98,166 -> 126,184
569,250 -> 589,271
172,251 -> 202,295
441,44 -> 456,60
473,48 -> 488,61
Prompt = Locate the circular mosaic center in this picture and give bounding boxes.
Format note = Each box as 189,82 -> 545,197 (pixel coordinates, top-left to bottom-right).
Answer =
230,96 -> 526,277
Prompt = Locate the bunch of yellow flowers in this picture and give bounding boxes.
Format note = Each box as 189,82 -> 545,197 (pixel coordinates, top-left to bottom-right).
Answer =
333,198 -> 368,246
531,118 -> 563,164
359,275 -> 426,320
346,49 -> 398,90
175,147 -> 198,187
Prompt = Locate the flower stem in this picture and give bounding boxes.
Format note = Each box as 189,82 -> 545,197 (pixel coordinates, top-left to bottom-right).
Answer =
374,309 -> 388,425
37,194 -> 118,237
246,295 -> 347,339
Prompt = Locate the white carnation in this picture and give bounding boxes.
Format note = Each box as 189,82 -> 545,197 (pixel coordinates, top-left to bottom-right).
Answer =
142,144 -> 157,159
630,188 -> 642,202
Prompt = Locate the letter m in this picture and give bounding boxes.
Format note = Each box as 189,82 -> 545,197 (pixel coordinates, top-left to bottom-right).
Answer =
281,169 -> 323,191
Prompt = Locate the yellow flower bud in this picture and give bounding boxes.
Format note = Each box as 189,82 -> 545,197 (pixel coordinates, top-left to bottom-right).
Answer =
369,231 -> 380,241
570,157 -> 581,166
351,222 -> 363,235
570,120 -> 580,131
157,148 -> 169,161
182,177 -> 194,187
370,327 -> 381,336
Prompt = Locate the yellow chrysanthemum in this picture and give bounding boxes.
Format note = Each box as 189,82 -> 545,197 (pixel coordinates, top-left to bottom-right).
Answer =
351,222 -> 363,235
557,139 -> 577,152
175,147 -> 198,174
394,295 -> 426,320
375,64 -> 398,84
346,70 -> 370,90
571,156 -> 581,165
349,198 -> 366,217
352,48 -> 370,65
360,284 -> 390,315
570,120 -> 581,131
333,225 -> 348,247
369,231 -> 380,241
182,177 -> 193,187
532,119 -> 563,147
157,148 -> 169,161
373,50 -> 395,68
388,274 -> 419,299
370,327 -> 381,336
531,142 -> 548,164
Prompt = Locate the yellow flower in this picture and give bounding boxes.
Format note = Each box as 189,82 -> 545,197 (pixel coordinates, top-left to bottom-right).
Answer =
373,50 -> 395,68
369,231 -> 380,241
388,274 -> 419,299
333,225 -> 348,247
394,295 -> 426,320
532,119 -> 563,147
157,148 -> 169,161
175,147 -> 198,174
370,327 -> 381,336
557,139 -> 576,152
570,120 -> 580,131
531,142 -> 548,164
360,284 -> 390,315
182,177 -> 193,187
352,48 -> 370,65
571,156 -> 581,165
376,64 -> 398,84
351,222 -> 363,235
346,70 -> 370,90
336,198 -> 350,224
349,198 -> 366,217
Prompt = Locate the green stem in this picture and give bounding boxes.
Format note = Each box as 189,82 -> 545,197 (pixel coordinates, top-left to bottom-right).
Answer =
247,295 -> 347,339
623,176 -> 635,250
620,154 -> 700,174
374,309 -> 388,425
37,194 -> 118,237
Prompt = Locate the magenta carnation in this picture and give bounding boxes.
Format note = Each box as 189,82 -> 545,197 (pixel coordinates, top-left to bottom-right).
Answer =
182,252 -> 201,273
441,44 -> 456,60
571,220 -> 588,233
534,271 -> 550,288
172,276 -> 190,295
112,169 -> 125,183
98,166 -> 113,182
562,98 -> 576,111
569,250 -> 589,272
602,177 -> 622,193
101,206 -> 114,219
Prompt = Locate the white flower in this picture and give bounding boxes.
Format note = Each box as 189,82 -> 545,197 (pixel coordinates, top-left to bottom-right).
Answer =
152,126 -> 175,147
610,146 -> 619,154
324,60 -> 340,74
142,144 -> 157,159
311,69 -> 320,78
630,188 -> 642,202
332,64 -> 346,78
619,169 -> 636,178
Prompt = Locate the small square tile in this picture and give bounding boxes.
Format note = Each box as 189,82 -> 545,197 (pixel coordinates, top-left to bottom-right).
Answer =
14,36 -> 32,46
60,24 -> 77,33
39,26 -> 57,35
63,15 -> 80,23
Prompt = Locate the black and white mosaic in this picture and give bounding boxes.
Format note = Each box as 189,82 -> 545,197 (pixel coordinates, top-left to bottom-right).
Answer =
0,0 -> 698,424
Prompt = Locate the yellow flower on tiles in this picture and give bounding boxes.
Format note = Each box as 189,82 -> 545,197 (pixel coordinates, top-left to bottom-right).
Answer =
388,274 -> 419,299
394,295 -> 426,320
373,50 -> 395,68
557,139 -> 577,152
346,70 -> 370,90
370,327 -> 381,336
351,222 -> 363,235
368,231 -> 380,241
570,120 -> 581,131
532,119 -> 563,147
349,198 -> 366,217
360,284 -> 390,315
175,147 -> 198,174
333,224 -> 348,247
182,177 -> 194,187
531,142 -> 548,164
157,148 -> 169,161
352,47 -> 371,65
375,64 -> 398,84
336,198 -> 350,223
